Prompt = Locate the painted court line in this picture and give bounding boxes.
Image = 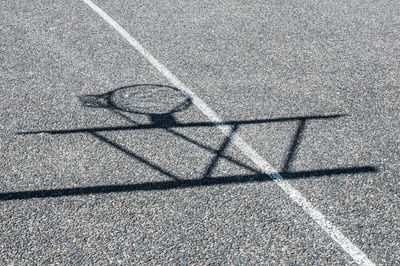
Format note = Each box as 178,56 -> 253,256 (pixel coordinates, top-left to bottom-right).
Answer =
82,0 -> 375,265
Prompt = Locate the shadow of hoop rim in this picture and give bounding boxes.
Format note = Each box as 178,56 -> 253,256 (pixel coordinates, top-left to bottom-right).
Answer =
79,84 -> 192,115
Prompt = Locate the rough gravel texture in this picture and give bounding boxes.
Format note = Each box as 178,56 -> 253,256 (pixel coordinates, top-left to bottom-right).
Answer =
1,0 -> 399,264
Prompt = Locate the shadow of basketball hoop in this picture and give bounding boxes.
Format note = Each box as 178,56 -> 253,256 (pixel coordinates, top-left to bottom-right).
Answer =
78,84 -> 192,127
6,84 -> 378,200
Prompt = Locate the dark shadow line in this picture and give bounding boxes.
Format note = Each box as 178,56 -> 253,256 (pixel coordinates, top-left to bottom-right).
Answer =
16,114 -> 344,135
90,132 -> 181,181
0,166 -> 377,201
108,106 -> 258,177
202,125 -> 239,178
281,166 -> 377,178
282,119 -> 306,172
166,128 -> 259,173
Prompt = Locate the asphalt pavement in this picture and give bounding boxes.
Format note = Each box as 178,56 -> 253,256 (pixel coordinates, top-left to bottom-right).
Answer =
1,0 -> 399,264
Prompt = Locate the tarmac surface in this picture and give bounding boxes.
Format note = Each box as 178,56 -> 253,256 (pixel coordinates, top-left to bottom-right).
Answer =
1,0 -> 399,264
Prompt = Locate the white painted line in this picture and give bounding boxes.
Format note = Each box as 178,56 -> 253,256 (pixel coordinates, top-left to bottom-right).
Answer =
81,0 -> 375,265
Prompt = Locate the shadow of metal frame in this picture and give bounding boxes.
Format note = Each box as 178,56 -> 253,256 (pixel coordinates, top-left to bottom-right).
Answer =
3,87 -> 377,201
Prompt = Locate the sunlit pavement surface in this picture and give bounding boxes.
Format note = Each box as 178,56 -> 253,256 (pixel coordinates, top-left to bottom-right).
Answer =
1,0 -> 399,264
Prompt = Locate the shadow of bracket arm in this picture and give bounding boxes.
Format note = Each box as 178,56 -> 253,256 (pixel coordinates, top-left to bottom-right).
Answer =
90,132 -> 181,181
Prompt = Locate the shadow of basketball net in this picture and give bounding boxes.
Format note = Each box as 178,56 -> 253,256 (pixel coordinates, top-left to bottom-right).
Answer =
5,84 -> 377,200
79,84 -> 190,126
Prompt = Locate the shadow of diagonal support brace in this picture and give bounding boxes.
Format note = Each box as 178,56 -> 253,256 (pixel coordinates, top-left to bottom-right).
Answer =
282,119 -> 307,172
